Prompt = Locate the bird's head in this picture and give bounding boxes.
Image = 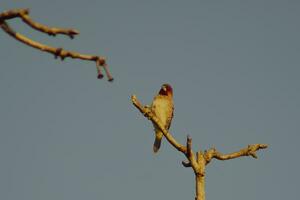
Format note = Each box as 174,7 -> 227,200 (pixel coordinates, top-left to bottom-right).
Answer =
159,83 -> 173,96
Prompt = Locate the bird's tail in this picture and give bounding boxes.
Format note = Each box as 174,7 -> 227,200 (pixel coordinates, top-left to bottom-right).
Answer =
153,132 -> 163,153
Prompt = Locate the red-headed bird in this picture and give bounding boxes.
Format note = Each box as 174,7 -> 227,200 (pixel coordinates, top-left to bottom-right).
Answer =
151,84 -> 174,153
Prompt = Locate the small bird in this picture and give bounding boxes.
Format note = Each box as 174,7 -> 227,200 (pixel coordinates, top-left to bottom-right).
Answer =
151,84 -> 174,153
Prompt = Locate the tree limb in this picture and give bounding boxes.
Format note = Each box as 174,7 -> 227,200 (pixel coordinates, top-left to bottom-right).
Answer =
0,8 -> 79,37
131,94 -> 268,200
204,144 -> 268,164
186,135 -> 199,172
0,8 -> 113,81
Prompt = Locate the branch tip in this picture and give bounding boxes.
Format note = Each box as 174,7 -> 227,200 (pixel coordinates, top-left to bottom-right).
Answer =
186,135 -> 192,154
97,73 -> 104,79
131,95 -> 137,101
182,160 -> 192,167
250,152 -> 258,159
68,29 -> 79,39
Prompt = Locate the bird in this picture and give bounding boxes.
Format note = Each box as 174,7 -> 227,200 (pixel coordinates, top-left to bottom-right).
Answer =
151,84 -> 174,153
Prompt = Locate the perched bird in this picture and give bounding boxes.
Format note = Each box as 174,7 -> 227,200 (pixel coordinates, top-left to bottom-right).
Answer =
151,84 -> 174,153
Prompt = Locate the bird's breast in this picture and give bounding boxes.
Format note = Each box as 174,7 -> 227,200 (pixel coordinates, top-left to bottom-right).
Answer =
151,97 -> 173,125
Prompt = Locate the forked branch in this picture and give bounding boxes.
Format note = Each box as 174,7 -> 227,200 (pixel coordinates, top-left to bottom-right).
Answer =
131,94 -> 268,200
0,8 -> 113,81
131,94 -> 267,166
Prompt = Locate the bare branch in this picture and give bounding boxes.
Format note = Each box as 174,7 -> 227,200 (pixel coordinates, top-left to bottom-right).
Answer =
132,93 -> 268,200
204,144 -> 268,164
102,64 -> 114,82
186,135 -> 199,172
186,135 -> 193,156
0,8 -> 113,81
0,8 -> 79,38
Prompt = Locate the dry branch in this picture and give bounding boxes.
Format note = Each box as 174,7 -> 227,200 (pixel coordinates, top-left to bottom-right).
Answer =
131,94 -> 268,200
0,8 -> 79,37
204,144 -> 268,164
186,135 -> 199,172
0,8 -> 113,81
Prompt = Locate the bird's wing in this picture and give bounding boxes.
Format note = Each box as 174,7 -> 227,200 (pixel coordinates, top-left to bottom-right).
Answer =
166,99 -> 174,130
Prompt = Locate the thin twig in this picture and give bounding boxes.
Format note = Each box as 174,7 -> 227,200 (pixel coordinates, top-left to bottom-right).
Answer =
186,135 -> 199,172
204,144 -> 268,164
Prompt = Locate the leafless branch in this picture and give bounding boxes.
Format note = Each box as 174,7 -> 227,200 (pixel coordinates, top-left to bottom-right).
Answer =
131,94 -> 268,200
186,135 -> 199,172
204,144 -> 268,164
0,8 -> 113,81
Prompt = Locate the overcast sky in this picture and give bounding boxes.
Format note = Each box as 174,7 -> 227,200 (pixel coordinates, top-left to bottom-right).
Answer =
1,1 -> 299,200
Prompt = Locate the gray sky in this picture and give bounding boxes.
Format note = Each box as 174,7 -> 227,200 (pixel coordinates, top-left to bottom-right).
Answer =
0,1 -> 299,200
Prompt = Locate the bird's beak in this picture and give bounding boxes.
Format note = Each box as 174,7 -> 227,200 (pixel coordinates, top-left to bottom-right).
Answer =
162,86 -> 167,92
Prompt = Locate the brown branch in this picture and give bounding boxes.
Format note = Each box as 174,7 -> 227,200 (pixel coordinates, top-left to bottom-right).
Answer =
132,93 -> 268,200
0,8 -> 113,81
204,144 -> 268,164
186,135 -> 199,172
0,8 -> 79,38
